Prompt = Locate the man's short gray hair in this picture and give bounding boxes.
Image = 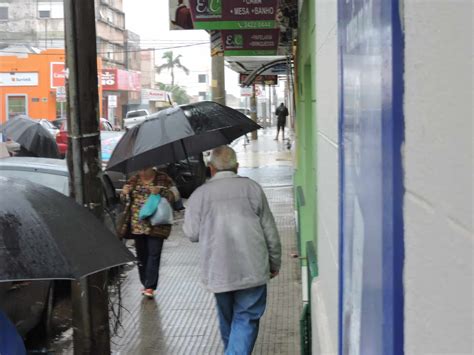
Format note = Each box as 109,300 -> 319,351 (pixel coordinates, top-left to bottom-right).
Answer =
209,145 -> 238,171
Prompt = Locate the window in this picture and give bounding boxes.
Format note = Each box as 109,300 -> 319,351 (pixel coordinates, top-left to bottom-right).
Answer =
198,74 -> 207,83
39,10 -> 50,18
7,96 -> 27,120
38,2 -> 63,19
0,6 -> 8,20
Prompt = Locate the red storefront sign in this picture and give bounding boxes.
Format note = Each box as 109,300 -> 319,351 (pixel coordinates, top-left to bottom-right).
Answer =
101,69 -> 141,91
239,74 -> 278,85
50,62 -> 66,88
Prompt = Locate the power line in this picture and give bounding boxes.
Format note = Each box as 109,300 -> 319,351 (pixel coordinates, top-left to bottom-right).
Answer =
0,41 -> 210,56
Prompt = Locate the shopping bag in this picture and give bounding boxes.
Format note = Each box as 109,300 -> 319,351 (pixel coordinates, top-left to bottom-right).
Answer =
139,194 -> 161,220
150,197 -> 174,225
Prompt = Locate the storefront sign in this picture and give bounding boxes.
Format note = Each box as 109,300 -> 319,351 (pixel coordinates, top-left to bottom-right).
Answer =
240,86 -> 253,97
239,74 -> 278,85
101,69 -> 141,91
50,62 -> 66,88
108,95 -> 118,108
56,86 -> 67,103
0,72 -> 39,86
221,29 -> 279,55
170,0 -> 278,30
142,89 -> 170,102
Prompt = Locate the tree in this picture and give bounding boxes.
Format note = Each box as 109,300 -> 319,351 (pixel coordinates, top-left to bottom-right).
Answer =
158,83 -> 191,105
156,51 -> 190,86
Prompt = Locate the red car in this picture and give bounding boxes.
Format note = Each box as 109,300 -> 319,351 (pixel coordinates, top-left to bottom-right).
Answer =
56,118 -> 114,158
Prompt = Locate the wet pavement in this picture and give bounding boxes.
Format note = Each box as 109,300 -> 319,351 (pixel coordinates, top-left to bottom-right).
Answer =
53,127 -> 301,354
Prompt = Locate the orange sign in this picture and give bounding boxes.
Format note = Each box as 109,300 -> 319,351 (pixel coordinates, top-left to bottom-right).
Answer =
50,62 -> 66,89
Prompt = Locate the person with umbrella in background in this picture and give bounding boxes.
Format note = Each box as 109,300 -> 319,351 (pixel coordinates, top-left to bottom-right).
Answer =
0,115 -> 60,158
120,166 -> 176,299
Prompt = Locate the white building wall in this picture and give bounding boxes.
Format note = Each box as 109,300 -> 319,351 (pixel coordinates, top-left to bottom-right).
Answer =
403,1 -> 473,354
312,0 -> 339,353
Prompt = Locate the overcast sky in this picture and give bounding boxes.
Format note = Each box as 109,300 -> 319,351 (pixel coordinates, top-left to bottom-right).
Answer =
123,0 -> 240,96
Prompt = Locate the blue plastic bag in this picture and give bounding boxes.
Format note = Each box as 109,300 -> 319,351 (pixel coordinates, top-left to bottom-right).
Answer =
0,310 -> 26,355
150,197 -> 174,225
139,194 -> 161,220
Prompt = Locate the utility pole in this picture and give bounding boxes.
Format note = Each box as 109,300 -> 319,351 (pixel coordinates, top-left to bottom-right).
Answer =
64,0 -> 111,353
250,84 -> 258,140
211,55 -> 226,105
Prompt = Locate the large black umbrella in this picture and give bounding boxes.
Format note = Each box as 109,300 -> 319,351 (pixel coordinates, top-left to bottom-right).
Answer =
0,177 -> 135,281
106,101 -> 261,173
1,115 -> 60,158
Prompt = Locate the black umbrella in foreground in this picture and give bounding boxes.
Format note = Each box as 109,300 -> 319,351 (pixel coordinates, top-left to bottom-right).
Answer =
106,101 -> 261,173
0,177 -> 135,281
1,115 -> 60,158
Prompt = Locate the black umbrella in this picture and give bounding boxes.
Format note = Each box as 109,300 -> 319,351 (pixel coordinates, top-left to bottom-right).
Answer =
106,101 -> 261,173
0,177 -> 135,281
1,115 -> 60,158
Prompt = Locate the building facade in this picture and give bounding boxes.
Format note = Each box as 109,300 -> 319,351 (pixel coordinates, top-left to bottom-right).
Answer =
295,0 -> 473,354
0,0 -> 65,49
0,0 -> 141,126
0,49 -> 103,123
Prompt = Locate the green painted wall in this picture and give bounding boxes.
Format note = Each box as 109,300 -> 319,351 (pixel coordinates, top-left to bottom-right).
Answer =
295,0 -> 317,263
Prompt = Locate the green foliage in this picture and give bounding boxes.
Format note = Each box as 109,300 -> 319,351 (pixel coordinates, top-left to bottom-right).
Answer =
158,83 -> 191,105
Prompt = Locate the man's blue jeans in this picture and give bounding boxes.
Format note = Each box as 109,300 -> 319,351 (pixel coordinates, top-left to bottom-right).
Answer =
214,285 -> 267,355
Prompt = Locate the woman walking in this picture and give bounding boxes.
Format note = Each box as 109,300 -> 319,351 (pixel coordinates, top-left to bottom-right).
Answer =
121,167 -> 176,298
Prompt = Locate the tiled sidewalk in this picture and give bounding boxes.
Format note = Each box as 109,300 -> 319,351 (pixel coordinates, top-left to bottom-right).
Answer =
110,128 -> 302,354
55,128 -> 302,354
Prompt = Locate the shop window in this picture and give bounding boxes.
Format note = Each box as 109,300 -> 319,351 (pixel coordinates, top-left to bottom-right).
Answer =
7,96 -> 27,120
0,6 -> 8,20
39,10 -> 50,18
38,2 -> 63,19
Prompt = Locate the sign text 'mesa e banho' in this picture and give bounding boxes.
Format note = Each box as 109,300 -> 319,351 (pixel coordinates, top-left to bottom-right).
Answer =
189,0 -> 278,30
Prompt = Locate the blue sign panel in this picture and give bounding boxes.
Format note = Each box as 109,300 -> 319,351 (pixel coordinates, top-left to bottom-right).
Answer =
338,0 -> 405,354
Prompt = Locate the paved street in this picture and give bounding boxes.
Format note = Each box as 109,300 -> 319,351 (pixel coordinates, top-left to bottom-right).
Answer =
55,128 -> 302,354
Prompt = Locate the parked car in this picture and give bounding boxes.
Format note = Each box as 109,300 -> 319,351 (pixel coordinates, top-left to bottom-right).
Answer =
38,119 -> 60,138
123,109 -> 150,129
56,118 -> 114,158
0,157 -> 121,342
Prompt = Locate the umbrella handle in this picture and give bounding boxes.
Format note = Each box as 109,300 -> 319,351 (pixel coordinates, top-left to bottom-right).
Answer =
180,140 -> 194,177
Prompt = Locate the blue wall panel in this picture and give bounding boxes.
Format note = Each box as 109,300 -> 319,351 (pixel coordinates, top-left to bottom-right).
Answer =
338,0 -> 405,354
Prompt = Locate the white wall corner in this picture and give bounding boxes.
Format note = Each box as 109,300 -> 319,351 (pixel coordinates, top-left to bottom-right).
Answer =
311,278 -> 337,355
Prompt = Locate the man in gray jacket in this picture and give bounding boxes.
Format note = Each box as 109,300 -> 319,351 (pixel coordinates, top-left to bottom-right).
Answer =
183,145 -> 281,355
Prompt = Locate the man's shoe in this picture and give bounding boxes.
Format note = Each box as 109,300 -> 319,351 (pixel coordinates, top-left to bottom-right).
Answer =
143,289 -> 154,298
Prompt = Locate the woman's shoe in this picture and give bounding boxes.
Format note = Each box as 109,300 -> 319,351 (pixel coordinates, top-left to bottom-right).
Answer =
143,289 -> 154,298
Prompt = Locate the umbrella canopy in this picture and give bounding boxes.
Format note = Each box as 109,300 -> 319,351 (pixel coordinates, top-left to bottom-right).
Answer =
106,101 -> 261,173
0,177 -> 135,282
1,115 -> 60,158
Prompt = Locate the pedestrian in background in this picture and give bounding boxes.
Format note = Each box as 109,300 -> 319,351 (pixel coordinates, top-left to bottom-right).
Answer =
274,102 -> 289,141
184,145 -> 281,354
121,167 -> 176,298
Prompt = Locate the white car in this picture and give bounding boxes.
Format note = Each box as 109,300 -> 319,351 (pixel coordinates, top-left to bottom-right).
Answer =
123,109 -> 150,129
39,119 -> 60,137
